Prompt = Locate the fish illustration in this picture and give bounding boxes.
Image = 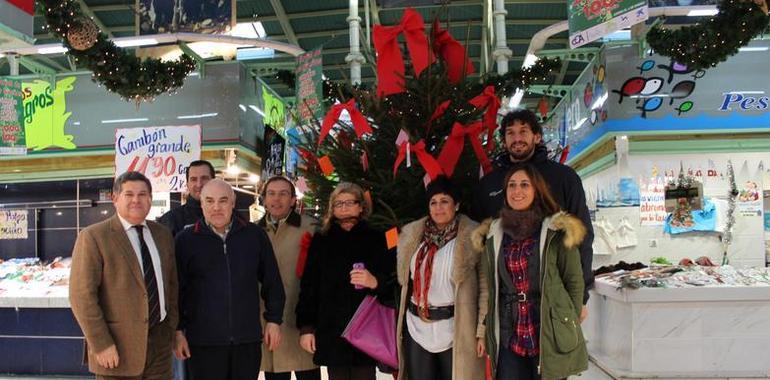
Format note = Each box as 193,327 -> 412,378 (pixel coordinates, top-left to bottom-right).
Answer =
637,60 -> 655,74
639,77 -> 664,96
675,101 -> 693,115
612,77 -> 645,103
637,97 -> 663,118
669,80 -> 695,105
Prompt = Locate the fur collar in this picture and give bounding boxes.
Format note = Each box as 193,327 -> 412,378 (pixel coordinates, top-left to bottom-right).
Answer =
471,211 -> 586,251
397,214 -> 480,286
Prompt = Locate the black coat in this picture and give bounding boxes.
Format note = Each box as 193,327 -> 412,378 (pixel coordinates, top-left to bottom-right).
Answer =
296,220 -> 396,367
158,197 -> 203,237
472,145 -> 595,302
175,216 -> 285,346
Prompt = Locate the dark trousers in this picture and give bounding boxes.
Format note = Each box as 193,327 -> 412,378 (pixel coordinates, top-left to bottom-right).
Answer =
187,342 -> 261,380
496,343 -> 540,380
264,368 -> 322,380
403,329 -> 452,380
96,320 -> 173,380
326,366 -> 376,380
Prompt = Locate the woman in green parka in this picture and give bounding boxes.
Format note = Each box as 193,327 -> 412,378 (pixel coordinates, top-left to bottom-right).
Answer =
471,164 -> 588,380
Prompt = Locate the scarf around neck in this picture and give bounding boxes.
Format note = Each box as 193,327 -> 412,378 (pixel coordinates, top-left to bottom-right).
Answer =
412,217 -> 459,320
500,206 -> 545,240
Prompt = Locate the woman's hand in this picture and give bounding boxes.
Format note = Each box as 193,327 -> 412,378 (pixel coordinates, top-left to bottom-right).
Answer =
350,268 -> 378,289
299,333 -> 316,354
476,338 -> 486,357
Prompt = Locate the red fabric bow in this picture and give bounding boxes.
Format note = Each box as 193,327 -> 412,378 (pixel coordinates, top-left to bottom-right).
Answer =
437,122 -> 493,177
559,145 -> 570,164
296,232 -> 313,278
432,19 -> 474,83
318,99 -> 372,145
393,140 -> 443,180
469,86 -> 501,152
373,8 -> 435,97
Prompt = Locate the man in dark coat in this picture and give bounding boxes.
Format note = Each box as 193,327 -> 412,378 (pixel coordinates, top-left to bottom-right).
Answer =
173,179 -> 285,380
472,109 -> 594,321
158,160 -> 214,237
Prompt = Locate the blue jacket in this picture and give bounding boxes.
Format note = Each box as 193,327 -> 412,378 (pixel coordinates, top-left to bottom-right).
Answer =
175,215 -> 285,346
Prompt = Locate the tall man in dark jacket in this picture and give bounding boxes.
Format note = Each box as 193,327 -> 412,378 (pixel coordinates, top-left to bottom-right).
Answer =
158,160 -> 215,236
173,179 -> 285,380
472,109 -> 594,321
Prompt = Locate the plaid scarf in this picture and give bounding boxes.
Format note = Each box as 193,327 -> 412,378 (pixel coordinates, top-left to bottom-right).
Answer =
412,217 -> 458,320
503,235 -> 539,357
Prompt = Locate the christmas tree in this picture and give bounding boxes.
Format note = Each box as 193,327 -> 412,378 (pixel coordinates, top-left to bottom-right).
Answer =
288,9 -> 560,230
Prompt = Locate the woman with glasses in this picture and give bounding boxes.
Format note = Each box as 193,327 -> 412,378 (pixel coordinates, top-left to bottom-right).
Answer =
296,182 -> 396,380
395,176 -> 488,380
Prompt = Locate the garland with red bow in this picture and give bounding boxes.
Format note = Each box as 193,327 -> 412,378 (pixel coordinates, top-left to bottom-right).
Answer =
318,99 -> 373,145
373,8 -> 435,97
437,122 -> 493,177
468,86 -> 502,153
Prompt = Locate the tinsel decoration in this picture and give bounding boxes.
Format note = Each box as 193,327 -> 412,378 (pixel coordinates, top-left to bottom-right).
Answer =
722,159 -> 738,264
66,19 -> 98,51
39,0 -> 196,102
647,0 -> 770,70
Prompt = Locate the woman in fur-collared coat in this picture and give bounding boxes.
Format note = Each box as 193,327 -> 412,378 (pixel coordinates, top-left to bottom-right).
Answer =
396,176 -> 488,380
472,164 -> 588,380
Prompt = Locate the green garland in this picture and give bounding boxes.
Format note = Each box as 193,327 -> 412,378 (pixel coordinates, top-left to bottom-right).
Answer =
39,0 -> 196,102
647,0 -> 769,70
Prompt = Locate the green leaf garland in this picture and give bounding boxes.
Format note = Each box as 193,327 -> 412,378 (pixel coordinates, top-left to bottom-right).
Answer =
39,0 -> 196,102
647,0 -> 769,70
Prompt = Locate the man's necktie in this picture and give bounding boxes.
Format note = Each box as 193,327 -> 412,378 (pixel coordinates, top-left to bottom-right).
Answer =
134,225 -> 161,328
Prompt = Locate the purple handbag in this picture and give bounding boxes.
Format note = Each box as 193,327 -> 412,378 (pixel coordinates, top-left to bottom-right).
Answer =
341,295 -> 399,368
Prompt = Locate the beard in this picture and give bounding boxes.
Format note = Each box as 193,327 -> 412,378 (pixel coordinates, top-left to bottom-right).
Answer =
507,142 -> 535,161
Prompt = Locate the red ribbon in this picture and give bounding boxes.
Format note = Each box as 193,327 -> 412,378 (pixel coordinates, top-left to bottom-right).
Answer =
318,99 -> 372,145
559,145 -> 570,164
296,232 -> 313,278
393,140 -> 443,180
373,8 -> 435,97
432,19 -> 474,83
469,86 -> 501,152
437,122 -> 493,177
427,100 -> 451,125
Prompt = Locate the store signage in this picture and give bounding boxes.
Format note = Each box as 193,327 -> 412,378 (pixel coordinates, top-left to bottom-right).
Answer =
718,93 -> 770,112
568,0 -> 647,48
21,77 -> 78,151
262,87 -> 286,135
114,125 -> 202,192
295,48 -> 323,124
640,184 -> 666,226
0,209 -> 28,240
261,125 -> 285,179
0,78 -> 25,155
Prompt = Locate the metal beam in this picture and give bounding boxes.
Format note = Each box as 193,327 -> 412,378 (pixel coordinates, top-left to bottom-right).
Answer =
526,85 -> 572,98
34,56 -> 68,72
75,0 -> 114,38
88,4 -> 133,12
537,47 -> 601,62
268,0 -> 299,46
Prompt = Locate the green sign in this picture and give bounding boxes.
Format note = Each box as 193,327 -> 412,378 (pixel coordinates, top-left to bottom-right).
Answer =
21,77 -> 78,151
568,0 -> 647,48
295,48 -> 323,124
262,86 -> 286,135
0,78 -> 25,155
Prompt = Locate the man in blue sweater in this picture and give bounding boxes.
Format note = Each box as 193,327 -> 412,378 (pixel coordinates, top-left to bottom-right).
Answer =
173,179 -> 285,379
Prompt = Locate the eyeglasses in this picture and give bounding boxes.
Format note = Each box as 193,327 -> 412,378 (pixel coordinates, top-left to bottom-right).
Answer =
333,199 -> 360,209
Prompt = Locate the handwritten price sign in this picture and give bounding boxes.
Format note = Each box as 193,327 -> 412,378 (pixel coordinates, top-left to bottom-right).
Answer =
115,125 -> 201,192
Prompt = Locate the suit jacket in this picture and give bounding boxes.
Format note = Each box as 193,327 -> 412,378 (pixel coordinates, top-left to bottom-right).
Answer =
69,215 -> 178,377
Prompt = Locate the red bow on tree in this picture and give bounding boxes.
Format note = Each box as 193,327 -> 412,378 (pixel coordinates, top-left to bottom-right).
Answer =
437,122 -> 493,177
469,86 -> 501,152
393,140 -> 443,181
373,8 -> 435,97
318,99 -> 372,145
432,19 -> 474,83
427,100 -> 451,126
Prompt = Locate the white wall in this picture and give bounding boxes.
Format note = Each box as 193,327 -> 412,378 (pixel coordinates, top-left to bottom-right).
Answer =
582,151 -> 769,270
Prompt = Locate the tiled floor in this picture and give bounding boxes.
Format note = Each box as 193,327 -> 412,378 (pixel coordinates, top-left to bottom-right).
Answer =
0,360 -> 616,380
